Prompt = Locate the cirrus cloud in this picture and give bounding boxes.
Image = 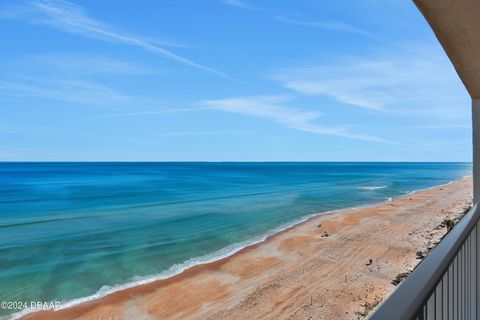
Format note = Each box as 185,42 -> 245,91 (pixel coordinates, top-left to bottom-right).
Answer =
201,95 -> 389,142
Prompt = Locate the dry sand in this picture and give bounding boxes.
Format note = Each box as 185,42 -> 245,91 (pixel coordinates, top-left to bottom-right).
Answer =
22,178 -> 473,320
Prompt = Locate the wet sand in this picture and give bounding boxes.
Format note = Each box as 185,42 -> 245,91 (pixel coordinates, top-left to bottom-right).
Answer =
22,178 -> 472,320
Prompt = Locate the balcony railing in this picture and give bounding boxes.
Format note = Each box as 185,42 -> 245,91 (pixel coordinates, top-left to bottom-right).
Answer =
370,203 -> 479,320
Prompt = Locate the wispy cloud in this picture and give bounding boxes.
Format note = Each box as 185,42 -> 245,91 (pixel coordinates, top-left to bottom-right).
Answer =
221,1 -> 368,36
0,75 -> 131,106
103,107 -> 211,117
275,16 -> 370,36
27,54 -> 154,75
158,130 -> 252,136
272,45 -> 469,116
222,0 -> 251,9
385,124 -> 470,130
0,122 -> 63,135
0,3 -> 30,19
201,95 -> 388,142
1,0 -> 230,78
0,54 -> 155,108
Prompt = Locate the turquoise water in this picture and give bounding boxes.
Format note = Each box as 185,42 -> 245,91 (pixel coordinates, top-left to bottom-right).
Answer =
0,162 -> 471,317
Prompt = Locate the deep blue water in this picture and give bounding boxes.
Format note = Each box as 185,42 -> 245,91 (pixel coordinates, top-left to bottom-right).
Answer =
0,162 -> 471,317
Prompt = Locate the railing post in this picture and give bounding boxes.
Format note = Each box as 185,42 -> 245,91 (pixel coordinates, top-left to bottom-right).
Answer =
473,99 -> 480,204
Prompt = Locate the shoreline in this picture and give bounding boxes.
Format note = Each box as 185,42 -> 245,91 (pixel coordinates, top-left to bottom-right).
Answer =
18,177 -> 473,320
13,203 -> 354,320
12,204 -> 350,320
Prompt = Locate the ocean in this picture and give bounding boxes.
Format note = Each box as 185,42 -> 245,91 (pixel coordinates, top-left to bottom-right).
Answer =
0,162 -> 471,318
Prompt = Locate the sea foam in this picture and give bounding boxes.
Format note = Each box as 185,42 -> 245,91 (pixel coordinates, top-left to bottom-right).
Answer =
358,186 -> 387,191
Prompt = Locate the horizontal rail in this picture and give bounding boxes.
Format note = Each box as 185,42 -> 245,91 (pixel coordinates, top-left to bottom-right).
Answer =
369,203 -> 478,320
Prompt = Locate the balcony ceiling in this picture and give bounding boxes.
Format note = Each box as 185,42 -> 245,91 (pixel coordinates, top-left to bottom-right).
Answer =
414,0 -> 480,98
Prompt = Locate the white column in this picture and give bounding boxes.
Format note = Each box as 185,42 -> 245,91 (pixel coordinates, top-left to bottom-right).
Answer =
473,99 -> 480,204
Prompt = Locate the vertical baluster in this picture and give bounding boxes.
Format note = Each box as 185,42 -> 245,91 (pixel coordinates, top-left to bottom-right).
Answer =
456,255 -> 459,320
464,239 -> 467,320
427,292 -> 435,320
450,261 -> 454,320
476,223 -> 480,320
443,270 -> 448,319
467,236 -> 470,320
458,245 -> 465,320
462,245 -> 465,320
473,225 -> 478,319
436,280 -> 443,320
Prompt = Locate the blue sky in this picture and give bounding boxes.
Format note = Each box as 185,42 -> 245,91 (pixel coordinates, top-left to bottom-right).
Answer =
0,0 -> 472,161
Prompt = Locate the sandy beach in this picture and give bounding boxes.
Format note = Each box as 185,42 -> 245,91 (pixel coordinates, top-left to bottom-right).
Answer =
21,177 -> 472,320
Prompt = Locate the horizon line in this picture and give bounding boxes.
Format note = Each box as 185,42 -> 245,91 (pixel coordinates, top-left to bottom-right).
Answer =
0,161 -> 472,163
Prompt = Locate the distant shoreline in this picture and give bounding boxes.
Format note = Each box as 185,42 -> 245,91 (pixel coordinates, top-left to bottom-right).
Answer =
17,176 -> 473,320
